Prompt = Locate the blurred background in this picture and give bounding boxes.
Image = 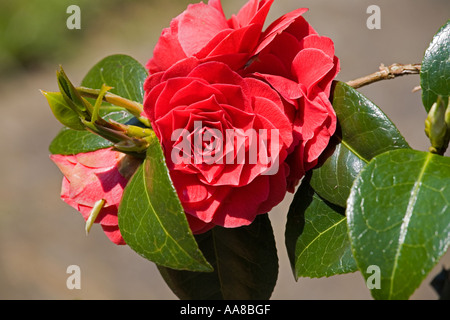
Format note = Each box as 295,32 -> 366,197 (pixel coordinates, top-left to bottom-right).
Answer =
0,0 -> 449,300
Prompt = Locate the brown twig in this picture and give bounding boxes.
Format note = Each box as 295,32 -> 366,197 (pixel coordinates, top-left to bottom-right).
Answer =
346,63 -> 421,89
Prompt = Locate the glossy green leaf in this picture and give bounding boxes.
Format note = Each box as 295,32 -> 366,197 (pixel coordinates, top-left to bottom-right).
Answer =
158,214 -> 278,300
421,20 -> 450,112
81,54 -> 148,104
43,91 -> 85,131
347,149 -> 450,300
310,81 -> 410,207
286,175 -> 357,279
49,107 -> 134,155
118,139 -> 212,272
310,137 -> 366,208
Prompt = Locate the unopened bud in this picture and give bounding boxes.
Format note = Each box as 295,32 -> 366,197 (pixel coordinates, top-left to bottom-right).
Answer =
425,96 -> 450,154
57,66 -> 93,117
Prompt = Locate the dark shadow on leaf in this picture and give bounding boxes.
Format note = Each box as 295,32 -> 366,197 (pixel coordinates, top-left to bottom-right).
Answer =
431,266 -> 450,300
285,173 -> 314,274
158,214 -> 278,300
285,172 -> 347,278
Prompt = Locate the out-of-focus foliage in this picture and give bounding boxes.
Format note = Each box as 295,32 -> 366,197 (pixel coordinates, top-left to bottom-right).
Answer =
0,0 -> 190,76
1,1 -> 87,74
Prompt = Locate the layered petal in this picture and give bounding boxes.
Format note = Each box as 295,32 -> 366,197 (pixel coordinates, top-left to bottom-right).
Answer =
143,58 -> 293,232
51,148 -> 141,245
147,0 -> 276,74
245,9 -> 339,191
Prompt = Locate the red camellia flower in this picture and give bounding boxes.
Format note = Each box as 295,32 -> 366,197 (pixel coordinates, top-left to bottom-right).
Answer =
147,0 -> 339,193
245,8 -> 340,191
147,0 -> 274,73
143,58 -> 294,233
143,0 -> 340,232
50,148 -> 141,245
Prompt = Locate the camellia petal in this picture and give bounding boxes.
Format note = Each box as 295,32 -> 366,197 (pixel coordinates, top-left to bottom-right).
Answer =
291,48 -> 335,92
101,225 -> 126,245
256,8 -> 309,54
146,20 -> 187,73
300,34 -> 336,61
51,148 -> 141,245
178,2 -> 230,56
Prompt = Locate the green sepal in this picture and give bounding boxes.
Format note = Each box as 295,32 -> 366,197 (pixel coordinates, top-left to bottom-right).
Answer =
42,91 -> 85,131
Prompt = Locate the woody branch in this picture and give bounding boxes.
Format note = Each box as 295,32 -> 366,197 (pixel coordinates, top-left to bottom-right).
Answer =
346,63 -> 421,89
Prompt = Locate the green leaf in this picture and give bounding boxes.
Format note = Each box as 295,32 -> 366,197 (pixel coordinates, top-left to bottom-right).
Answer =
49,54 -> 148,155
310,81 -> 410,207
286,175 -> 357,279
81,54 -> 148,104
347,149 -> 450,300
158,214 -> 278,300
49,107 -> 134,155
421,20 -> 450,112
42,91 -> 85,131
310,138 -> 367,208
118,138 -> 212,272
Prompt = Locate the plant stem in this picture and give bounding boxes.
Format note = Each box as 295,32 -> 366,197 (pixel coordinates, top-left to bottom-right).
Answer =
77,87 -> 152,128
346,63 -> 421,89
91,84 -> 112,124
